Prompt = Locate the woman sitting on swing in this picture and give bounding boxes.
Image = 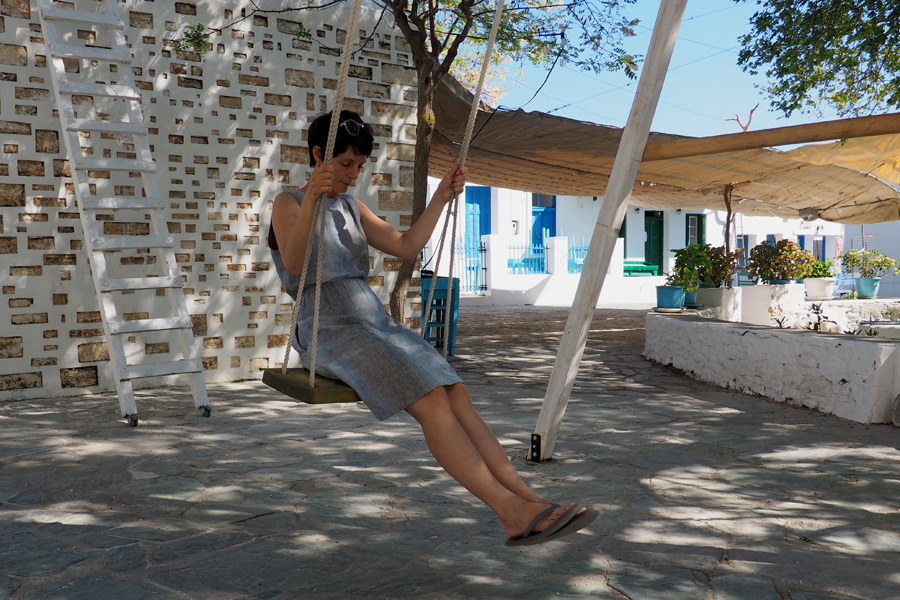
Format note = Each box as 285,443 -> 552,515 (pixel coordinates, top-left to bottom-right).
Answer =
269,109 -> 597,546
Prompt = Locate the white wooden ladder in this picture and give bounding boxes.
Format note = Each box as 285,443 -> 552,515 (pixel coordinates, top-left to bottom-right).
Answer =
37,0 -> 210,426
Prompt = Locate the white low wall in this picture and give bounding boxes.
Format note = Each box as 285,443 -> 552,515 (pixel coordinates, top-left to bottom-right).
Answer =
471,235 -> 660,307
789,299 -> 900,333
643,313 -> 900,424
466,272 -> 661,307
695,285 -> 900,331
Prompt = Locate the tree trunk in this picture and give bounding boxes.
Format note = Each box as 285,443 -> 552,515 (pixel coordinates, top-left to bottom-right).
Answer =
723,184 -> 734,253
723,183 -> 734,288
389,64 -> 438,325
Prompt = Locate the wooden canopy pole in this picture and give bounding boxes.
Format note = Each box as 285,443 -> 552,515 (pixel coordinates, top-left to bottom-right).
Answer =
642,112 -> 900,162
529,0 -> 688,462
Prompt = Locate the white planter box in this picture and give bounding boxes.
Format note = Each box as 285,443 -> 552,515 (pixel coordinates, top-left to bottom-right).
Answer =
696,286 -> 741,322
804,277 -> 836,300
740,283 -> 805,326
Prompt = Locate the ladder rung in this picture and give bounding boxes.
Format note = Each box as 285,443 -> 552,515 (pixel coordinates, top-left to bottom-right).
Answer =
99,274 -> 182,292
41,4 -> 125,28
120,358 -> 204,381
80,195 -> 165,210
57,80 -> 139,100
67,119 -> 147,135
74,157 -> 156,172
50,42 -> 131,63
108,316 -> 192,335
90,234 -> 173,251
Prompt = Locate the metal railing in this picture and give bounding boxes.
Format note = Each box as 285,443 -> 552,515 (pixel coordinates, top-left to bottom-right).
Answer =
454,238 -> 487,293
422,238 -> 487,294
846,235 -> 878,250
507,242 -> 546,274
567,237 -> 588,273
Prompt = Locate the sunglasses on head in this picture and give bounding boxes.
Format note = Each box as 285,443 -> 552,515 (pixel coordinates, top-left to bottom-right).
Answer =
339,119 -> 374,137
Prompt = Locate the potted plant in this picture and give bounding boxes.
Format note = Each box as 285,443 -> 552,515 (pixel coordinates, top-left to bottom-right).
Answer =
804,258 -> 836,300
747,239 -> 815,284
839,249 -> 899,298
698,244 -> 744,288
742,240 -> 813,326
696,244 -> 744,320
746,240 -> 778,284
669,244 -> 713,306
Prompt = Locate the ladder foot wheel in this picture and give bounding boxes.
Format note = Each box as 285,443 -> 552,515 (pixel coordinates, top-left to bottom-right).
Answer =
125,414 -> 139,427
197,405 -> 212,418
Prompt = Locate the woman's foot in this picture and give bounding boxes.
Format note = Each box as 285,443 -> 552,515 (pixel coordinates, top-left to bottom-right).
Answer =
502,502 -> 584,539
518,490 -> 552,505
504,502 -> 597,546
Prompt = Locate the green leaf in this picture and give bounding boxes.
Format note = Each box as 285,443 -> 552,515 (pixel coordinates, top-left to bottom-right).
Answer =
736,0 -> 900,116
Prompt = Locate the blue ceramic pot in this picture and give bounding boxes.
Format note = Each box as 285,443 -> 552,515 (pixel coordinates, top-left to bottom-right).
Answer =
656,285 -> 684,309
856,277 -> 880,298
683,290 -> 698,306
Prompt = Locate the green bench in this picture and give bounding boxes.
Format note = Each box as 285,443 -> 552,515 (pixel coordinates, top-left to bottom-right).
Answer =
623,261 -> 660,276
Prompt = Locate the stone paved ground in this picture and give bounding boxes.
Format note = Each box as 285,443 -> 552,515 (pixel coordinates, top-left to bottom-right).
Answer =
1,306 -> 899,600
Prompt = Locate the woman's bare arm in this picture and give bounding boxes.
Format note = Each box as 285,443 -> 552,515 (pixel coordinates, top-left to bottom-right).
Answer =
359,164 -> 466,260
271,163 -> 334,275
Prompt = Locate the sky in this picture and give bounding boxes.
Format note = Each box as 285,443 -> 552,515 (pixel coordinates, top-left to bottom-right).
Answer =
495,0 -> 832,142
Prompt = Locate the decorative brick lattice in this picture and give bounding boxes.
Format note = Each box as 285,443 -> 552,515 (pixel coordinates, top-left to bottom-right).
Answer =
0,0 -> 418,400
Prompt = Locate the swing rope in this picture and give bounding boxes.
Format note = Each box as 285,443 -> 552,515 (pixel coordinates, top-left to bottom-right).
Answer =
281,0 -> 363,386
420,0 -> 506,357
281,0 -> 505,384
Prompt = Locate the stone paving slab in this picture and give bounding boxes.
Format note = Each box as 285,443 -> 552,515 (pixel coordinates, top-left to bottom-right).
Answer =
1,306 -> 899,599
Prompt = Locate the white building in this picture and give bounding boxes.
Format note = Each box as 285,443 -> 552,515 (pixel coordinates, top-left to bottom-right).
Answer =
425,183 -> 845,306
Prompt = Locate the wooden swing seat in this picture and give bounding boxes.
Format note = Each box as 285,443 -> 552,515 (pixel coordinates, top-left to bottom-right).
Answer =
261,368 -> 360,404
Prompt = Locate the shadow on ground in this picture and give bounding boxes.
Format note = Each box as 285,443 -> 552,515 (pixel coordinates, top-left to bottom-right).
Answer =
1,307 -> 899,599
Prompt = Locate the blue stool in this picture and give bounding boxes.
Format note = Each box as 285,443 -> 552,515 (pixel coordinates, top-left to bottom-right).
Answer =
420,276 -> 459,356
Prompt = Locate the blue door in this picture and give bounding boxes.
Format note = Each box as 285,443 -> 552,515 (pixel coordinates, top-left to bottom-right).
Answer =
462,186 -> 490,292
466,186 -> 490,241
531,193 -> 556,246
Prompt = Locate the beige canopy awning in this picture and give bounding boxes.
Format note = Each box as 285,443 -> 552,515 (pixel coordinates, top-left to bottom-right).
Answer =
430,77 -> 900,224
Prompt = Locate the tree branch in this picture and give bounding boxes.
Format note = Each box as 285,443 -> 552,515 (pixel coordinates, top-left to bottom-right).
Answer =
384,0 -> 426,64
428,0 -> 440,57
726,103 -> 760,132
206,1 -> 345,36
439,0 -> 476,74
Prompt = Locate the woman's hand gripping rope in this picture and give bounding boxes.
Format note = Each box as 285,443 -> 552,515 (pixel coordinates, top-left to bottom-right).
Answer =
307,162 -> 335,200
433,163 -> 467,207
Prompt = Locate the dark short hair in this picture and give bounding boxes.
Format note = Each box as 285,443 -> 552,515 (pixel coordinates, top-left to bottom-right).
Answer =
307,110 -> 374,167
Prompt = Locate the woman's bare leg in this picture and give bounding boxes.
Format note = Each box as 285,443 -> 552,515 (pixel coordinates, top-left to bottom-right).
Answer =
444,383 -> 548,504
406,387 -> 573,538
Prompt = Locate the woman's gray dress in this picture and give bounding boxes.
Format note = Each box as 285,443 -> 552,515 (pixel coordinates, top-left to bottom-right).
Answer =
270,190 -> 462,420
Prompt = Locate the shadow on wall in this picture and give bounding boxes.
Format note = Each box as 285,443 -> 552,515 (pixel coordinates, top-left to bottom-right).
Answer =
0,0 -> 415,400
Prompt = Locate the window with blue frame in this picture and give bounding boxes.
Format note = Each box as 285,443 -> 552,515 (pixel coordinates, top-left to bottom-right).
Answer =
737,234 -> 749,267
